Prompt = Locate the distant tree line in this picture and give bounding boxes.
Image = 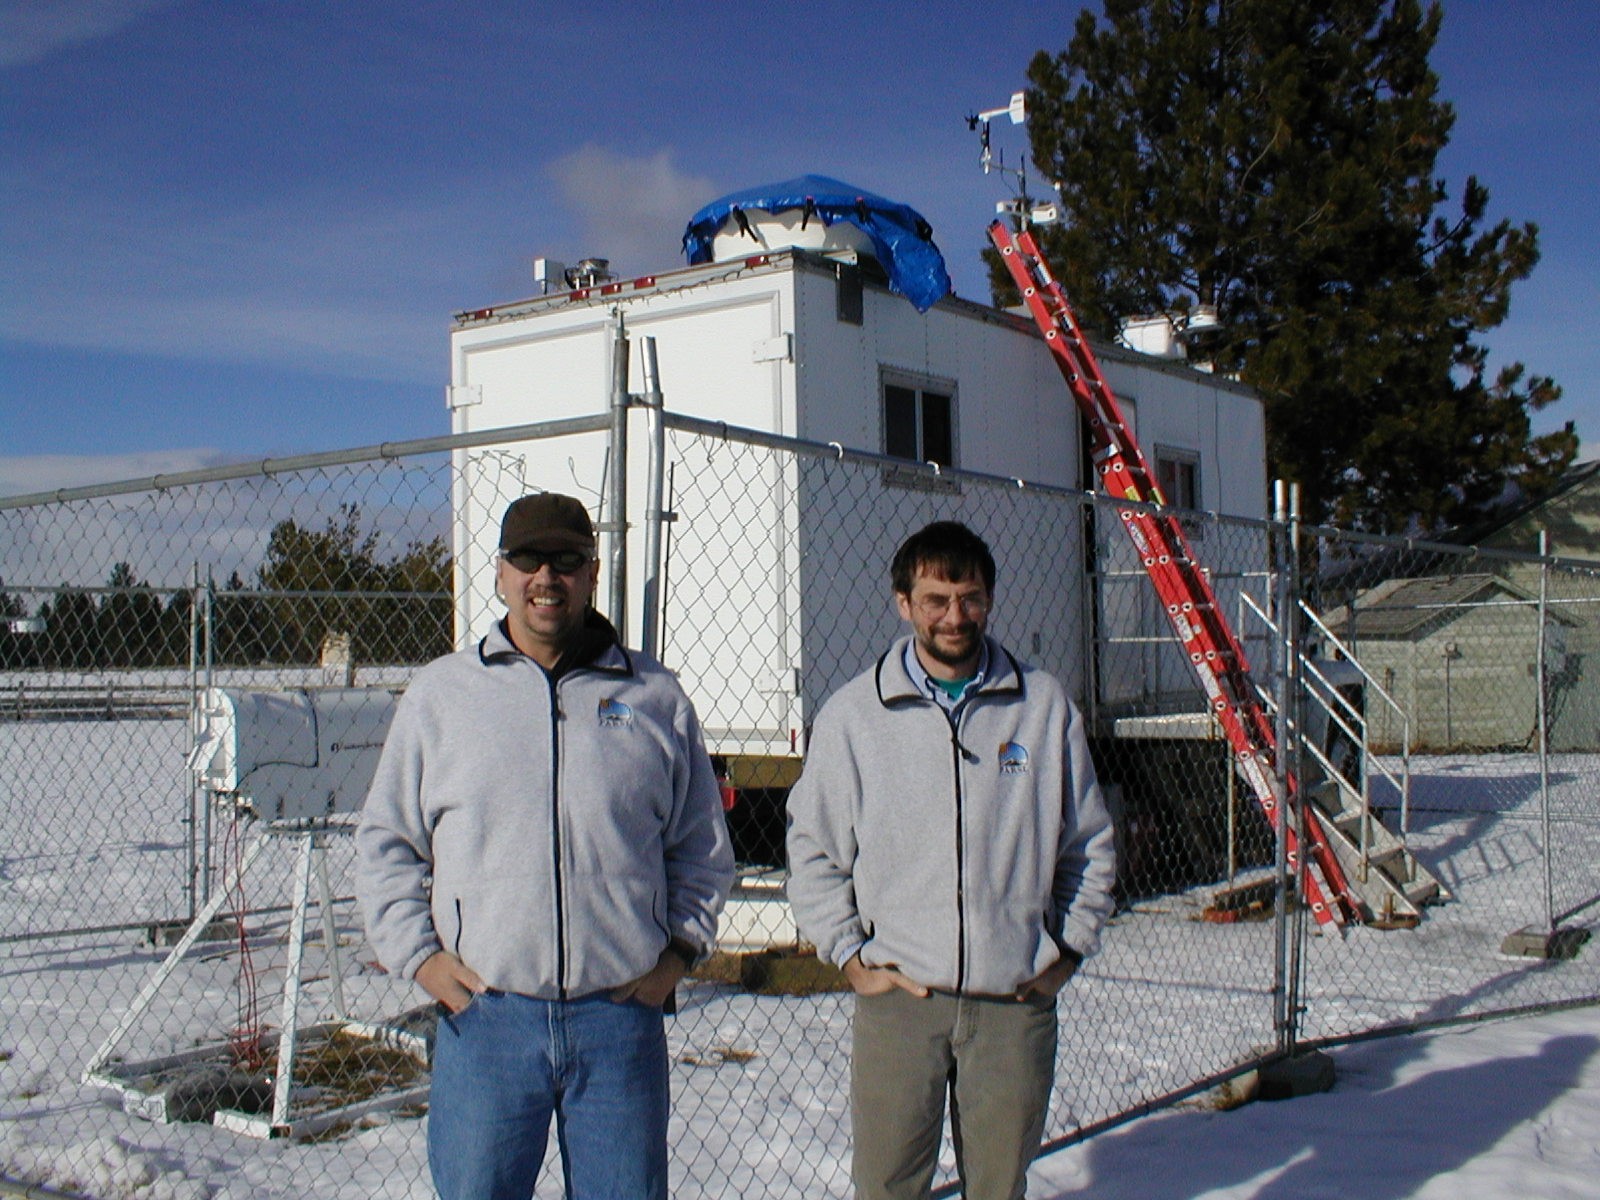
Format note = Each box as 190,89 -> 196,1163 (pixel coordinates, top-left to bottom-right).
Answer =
0,506 -> 452,672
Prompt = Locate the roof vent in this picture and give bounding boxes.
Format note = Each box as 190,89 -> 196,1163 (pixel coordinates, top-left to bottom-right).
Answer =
1119,315 -> 1184,360
564,258 -> 614,289
533,257 -> 567,295
1119,305 -> 1223,361
1181,304 -> 1220,336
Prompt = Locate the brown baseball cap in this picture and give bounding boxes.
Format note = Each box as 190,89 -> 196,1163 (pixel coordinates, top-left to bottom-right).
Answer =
499,493 -> 596,554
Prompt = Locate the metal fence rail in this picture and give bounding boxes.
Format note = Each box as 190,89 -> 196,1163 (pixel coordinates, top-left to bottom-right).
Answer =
1,414 -> 1596,1198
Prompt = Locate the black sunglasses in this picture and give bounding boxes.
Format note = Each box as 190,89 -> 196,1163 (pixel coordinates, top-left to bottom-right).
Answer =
502,547 -> 592,574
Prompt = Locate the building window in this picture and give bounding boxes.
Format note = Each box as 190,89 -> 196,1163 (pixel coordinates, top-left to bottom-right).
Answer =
1155,447 -> 1200,510
882,373 -> 959,492
1082,397 -> 1137,493
883,377 -> 955,466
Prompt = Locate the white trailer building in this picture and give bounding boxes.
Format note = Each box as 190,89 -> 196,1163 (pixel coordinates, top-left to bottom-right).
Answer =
445,183 -> 1269,826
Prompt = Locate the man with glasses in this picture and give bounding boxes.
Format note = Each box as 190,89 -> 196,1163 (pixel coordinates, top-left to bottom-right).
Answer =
357,492 -> 733,1200
787,520 -> 1116,1200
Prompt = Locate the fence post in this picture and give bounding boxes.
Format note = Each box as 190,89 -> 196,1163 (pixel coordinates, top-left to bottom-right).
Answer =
1283,482 -> 1309,1053
200,570 -> 217,906
606,318 -> 630,635
1269,480 -> 1310,1055
1082,498 -> 1100,731
185,562 -> 201,924
1270,481 -> 1292,1050
1537,528 -> 1554,936
639,336 -> 667,660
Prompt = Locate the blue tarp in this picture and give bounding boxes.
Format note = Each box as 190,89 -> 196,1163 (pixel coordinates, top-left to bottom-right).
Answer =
681,175 -> 951,312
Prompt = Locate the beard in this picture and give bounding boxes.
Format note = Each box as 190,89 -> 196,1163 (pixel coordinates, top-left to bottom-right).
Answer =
917,625 -> 982,669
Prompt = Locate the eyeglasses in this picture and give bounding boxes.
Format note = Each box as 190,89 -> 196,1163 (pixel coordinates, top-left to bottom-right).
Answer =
502,547 -> 592,575
911,591 -> 991,619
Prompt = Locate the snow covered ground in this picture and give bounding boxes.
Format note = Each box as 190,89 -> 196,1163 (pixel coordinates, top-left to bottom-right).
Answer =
6,993 -> 1597,1199
1028,1004 -> 1600,1200
2,741 -> 1596,1198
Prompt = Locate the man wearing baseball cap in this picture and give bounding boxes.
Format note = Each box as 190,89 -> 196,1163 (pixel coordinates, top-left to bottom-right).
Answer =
357,492 -> 734,1200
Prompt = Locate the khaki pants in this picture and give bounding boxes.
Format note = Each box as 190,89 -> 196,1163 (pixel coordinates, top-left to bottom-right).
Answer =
851,989 -> 1058,1200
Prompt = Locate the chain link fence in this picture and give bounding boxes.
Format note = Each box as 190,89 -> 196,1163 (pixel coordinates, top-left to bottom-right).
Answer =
1287,523 -> 1600,1044
2,415 -> 1596,1198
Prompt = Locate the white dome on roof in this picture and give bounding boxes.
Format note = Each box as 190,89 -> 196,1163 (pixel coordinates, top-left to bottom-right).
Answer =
683,176 -> 951,311
709,205 -> 877,263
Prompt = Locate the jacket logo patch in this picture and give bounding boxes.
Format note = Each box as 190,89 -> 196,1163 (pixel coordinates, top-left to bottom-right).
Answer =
598,698 -> 633,727
998,740 -> 1030,774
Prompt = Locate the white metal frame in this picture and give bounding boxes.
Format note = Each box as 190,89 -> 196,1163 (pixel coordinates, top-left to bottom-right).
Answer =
83,818 -> 429,1139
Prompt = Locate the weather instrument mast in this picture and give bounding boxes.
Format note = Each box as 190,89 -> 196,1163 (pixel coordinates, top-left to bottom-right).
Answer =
965,90 -> 1059,231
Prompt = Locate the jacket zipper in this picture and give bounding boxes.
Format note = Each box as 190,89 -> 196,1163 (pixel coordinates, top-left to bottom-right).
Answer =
546,668 -> 568,999
946,706 -> 968,995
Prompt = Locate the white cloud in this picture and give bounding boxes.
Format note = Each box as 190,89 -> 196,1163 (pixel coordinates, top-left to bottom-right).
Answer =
0,449 -> 284,592
0,449 -> 230,500
546,145 -> 717,278
0,0 -> 182,69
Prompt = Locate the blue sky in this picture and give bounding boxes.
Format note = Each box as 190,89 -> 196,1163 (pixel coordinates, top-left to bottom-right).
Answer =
3,0 -> 1596,497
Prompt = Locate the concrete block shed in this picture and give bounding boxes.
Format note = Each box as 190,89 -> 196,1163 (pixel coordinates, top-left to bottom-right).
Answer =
1320,573 -> 1577,752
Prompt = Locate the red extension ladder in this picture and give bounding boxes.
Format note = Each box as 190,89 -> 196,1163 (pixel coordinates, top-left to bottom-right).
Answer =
989,219 -> 1360,927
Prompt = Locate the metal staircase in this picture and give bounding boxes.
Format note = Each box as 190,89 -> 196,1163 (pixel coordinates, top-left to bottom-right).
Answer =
1242,592 -> 1450,925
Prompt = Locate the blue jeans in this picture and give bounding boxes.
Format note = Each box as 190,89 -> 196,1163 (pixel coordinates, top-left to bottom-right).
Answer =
427,990 -> 669,1200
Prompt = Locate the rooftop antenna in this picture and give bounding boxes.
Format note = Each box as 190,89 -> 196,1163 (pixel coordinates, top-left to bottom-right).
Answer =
965,90 -> 1059,230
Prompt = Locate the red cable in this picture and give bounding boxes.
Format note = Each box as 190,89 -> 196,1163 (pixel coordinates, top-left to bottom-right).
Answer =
226,816 -> 266,1070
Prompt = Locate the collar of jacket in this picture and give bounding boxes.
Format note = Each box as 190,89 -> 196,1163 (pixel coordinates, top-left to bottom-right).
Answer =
478,610 -> 634,681
874,635 -> 1024,708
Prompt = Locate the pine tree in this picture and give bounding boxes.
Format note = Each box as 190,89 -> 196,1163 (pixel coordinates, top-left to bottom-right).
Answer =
100,562 -> 166,667
256,505 -> 382,664
40,587 -> 99,670
255,506 -> 452,666
0,576 -> 31,669
1007,0 -> 1575,531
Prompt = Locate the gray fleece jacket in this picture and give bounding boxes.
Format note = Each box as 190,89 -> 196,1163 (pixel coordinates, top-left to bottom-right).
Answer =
355,619 -> 733,1000
786,636 -> 1116,995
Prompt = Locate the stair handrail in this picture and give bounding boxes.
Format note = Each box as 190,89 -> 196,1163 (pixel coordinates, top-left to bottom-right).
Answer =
1253,688 -> 1378,881
1295,599 -> 1415,834
1238,591 -> 1415,876
1238,621 -> 1380,882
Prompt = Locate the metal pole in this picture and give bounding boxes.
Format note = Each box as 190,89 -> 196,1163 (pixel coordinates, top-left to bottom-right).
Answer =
1537,529 -> 1554,935
639,336 -> 668,660
1225,753 -> 1238,886
1269,480 -> 1291,1050
659,462 -> 679,660
272,832 -> 317,1130
1443,646 -> 1454,749
186,562 -> 201,924
1083,501 -> 1100,730
1400,686 -> 1413,836
1284,483 -> 1310,1056
449,449 -> 471,655
607,318 -> 630,635
314,835 -> 348,1019
1282,481 -> 1310,1055
201,571 -> 217,905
